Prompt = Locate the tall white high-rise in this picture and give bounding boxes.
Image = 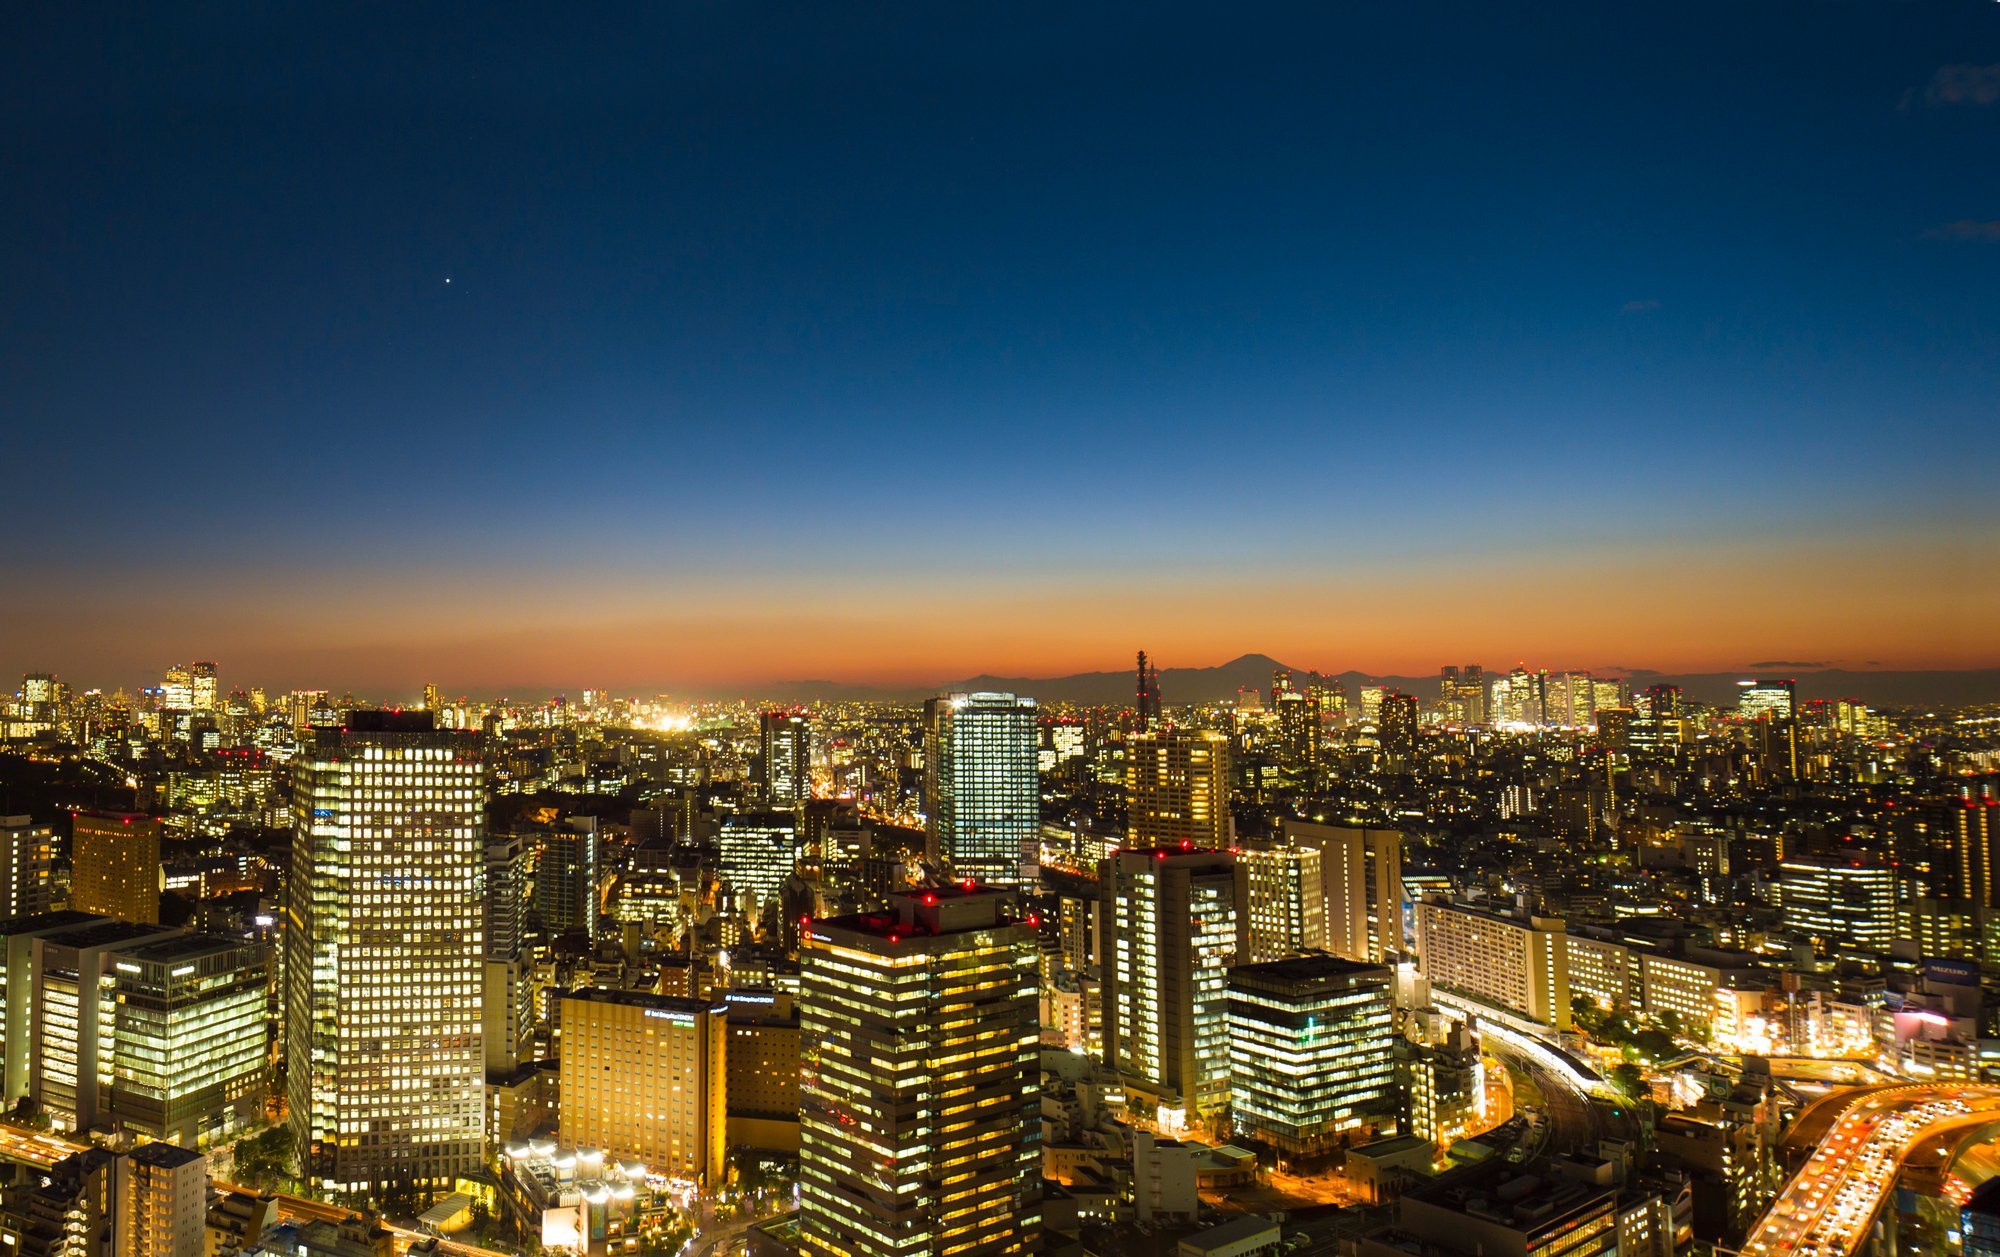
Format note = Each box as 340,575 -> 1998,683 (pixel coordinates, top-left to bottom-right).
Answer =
757,710 -> 812,809
287,711 -> 485,1191
923,692 -> 1039,887
1289,820 -> 1404,964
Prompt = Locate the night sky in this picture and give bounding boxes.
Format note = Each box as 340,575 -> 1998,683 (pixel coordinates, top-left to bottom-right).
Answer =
5,3 -> 1997,693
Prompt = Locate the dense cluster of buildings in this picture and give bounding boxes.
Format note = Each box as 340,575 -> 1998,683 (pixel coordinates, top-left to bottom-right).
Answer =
0,656 -> 1992,1256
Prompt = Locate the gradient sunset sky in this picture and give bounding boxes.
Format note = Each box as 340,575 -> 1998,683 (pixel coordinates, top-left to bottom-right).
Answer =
5,3 -> 1998,694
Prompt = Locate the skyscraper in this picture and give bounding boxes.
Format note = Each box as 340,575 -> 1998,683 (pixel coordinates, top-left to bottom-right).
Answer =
1291,821 -> 1404,964
1234,840 -> 1325,963
187,661 -> 218,712
1378,691 -> 1418,765
758,710 -> 812,810
1102,847 -> 1238,1120
69,811 -> 161,925
1273,688 -> 1322,783
1778,855 -> 1896,954
1439,665 -> 1486,726
719,810 -> 801,919
1126,728 -> 1231,849
0,817 -> 52,919
482,833 -> 535,1077
923,692 -> 1039,887
1737,678 -> 1796,721
798,886 -> 1041,1257
1228,955 -> 1396,1155
287,711 -> 485,1192
533,824 -> 599,941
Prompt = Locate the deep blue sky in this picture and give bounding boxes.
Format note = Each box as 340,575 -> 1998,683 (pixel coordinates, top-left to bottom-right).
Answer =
4,3 -> 1997,691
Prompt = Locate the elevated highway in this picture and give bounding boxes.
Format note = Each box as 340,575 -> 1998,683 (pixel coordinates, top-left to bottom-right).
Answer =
1744,1084 -> 2000,1257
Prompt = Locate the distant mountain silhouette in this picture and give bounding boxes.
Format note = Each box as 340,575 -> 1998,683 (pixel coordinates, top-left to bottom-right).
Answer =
750,657 -> 2000,708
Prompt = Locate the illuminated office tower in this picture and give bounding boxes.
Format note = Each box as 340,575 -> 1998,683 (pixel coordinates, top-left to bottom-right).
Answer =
1291,821 -> 1403,963
1378,691 -> 1418,765
161,665 -> 192,711
1126,728 -> 1231,849
0,817 -> 53,919
558,989 -> 727,1184
757,711 -> 813,809
1306,672 -> 1347,722
1358,685 -> 1385,724
1273,688 -> 1321,782
1932,799 -> 1998,906
1551,673 -> 1599,728
922,692 -> 1039,888
797,886 -> 1040,1257
106,933 -> 268,1145
1489,668 -> 1534,726
1591,678 -> 1624,716
12,674 -> 57,737
187,662 -> 218,712
287,711 -> 485,1192
1227,955 -> 1396,1155
534,824 -> 599,941
70,811 -> 162,925
1234,840 -> 1325,963
0,914 -> 174,1132
1737,678 -> 1795,721
1414,899 -> 1572,1030
1777,855 -> 1895,954
1102,847 -> 1237,1119
1439,665 -> 1486,726
0,915 -> 265,1142
719,811 -> 800,918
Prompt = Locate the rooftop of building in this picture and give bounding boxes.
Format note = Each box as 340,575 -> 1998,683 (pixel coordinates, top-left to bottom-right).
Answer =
1178,1214 -> 1280,1254
0,910 -> 103,936
125,931 -> 263,963
128,1141 -> 205,1169
1404,1162 -> 1614,1235
35,918 -> 178,951
561,987 -> 725,1016
1351,1134 -> 1435,1160
1108,843 -> 1236,863
1229,952 -> 1394,989
808,883 -> 1029,945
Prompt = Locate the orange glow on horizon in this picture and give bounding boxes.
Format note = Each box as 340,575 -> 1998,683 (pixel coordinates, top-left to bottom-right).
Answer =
5,531 -> 1994,692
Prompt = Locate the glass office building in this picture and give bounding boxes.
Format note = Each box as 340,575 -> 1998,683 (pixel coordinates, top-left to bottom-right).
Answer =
1228,955 -> 1396,1155
287,711 -> 485,1191
923,693 -> 1039,888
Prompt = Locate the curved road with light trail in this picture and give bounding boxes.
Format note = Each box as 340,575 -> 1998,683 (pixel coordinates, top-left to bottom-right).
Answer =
1743,1084 -> 2000,1257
